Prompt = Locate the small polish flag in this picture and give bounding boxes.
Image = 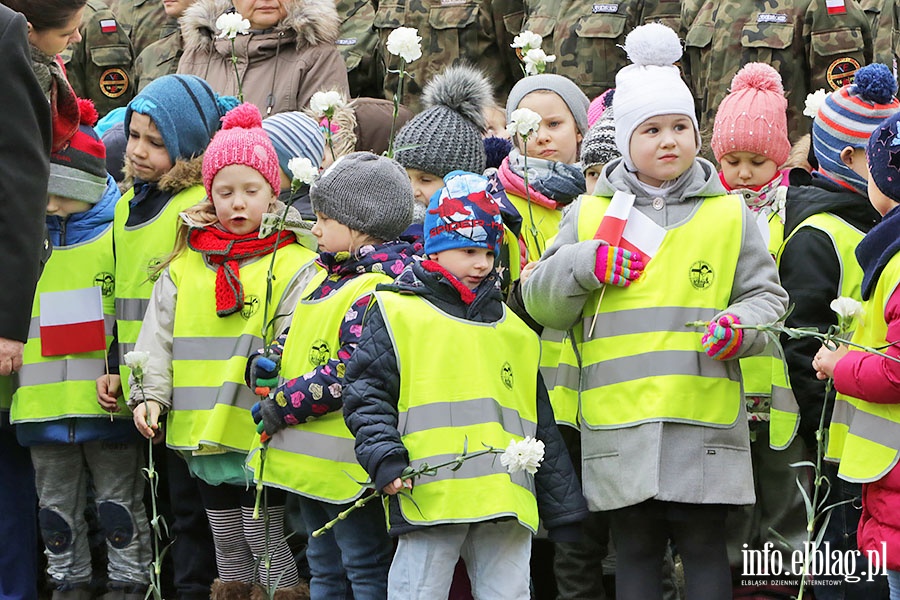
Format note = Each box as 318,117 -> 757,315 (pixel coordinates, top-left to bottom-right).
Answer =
100,19 -> 117,33
40,287 -> 107,357
593,190 -> 665,260
825,0 -> 846,15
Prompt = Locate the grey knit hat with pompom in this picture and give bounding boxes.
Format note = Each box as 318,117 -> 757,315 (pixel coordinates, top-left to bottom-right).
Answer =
310,151 -> 414,241
394,64 -> 492,177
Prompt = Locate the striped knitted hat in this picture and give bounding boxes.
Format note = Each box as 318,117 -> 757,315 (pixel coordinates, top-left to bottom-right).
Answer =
261,111 -> 325,179
813,63 -> 900,194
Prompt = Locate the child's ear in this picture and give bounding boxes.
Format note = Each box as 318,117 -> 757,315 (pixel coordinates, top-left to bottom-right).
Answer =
839,146 -> 857,168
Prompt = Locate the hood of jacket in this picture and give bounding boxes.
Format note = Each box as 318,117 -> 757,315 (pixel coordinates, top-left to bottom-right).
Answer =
46,174 -> 119,246
594,156 -> 727,205
310,240 -> 416,299
122,153 -> 205,196
180,0 -> 339,52
784,168 -> 881,237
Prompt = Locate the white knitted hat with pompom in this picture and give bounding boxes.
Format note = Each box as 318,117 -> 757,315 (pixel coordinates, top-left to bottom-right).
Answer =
612,22 -> 700,170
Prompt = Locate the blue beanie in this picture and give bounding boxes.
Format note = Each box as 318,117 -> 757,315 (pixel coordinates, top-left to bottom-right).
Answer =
261,111 -> 325,178
424,170 -> 505,256
124,75 -> 240,163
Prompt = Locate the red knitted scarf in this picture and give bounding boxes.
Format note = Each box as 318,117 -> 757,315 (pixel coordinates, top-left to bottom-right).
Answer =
188,226 -> 295,317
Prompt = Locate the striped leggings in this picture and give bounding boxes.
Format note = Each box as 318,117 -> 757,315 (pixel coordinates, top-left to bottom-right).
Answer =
197,482 -> 299,587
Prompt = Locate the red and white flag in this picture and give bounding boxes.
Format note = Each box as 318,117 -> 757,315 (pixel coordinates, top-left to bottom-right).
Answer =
99,18 -> 117,33
593,190 -> 665,260
825,0 -> 846,15
40,287 -> 107,357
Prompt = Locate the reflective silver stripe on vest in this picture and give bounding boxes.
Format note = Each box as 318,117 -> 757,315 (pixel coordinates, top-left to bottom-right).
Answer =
17,358 -> 106,386
410,451 -> 534,492
28,314 -> 116,338
115,297 -> 151,321
398,397 -> 537,439
582,350 -> 737,388
584,307 -> 717,339
539,363 -> 580,389
172,334 -> 262,361
269,426 -> 359,464
771,386 -> 797,412
831,399 -> 857,428
172,381 -> 258,411
838,406 -> 900,450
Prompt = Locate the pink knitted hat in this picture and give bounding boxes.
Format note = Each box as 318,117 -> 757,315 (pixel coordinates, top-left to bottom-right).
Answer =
588,88 -> 614,128
202,103 -> 281,198
711,63 -> 791,166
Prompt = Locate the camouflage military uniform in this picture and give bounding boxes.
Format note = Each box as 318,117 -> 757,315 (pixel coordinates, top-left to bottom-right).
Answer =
682,0 -> 873,154
858,0 -> 898,71
375,0 -> 525,112
108,0 -> 169,59
337,0 -> 383,98
62,0 -> 135,117
522,0 -> 682,100
133,22 -> 181,92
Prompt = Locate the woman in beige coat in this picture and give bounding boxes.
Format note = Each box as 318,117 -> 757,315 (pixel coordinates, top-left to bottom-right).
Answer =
178,0 -> 349,117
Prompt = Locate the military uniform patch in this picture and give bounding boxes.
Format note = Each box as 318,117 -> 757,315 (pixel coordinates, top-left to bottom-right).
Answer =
826,57 -> 860,90
99,68 -> 129,98
825,0 -> 847,15
592,3 -> 619,13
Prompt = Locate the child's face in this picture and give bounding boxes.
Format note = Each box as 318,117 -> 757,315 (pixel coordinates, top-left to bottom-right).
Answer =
210,165 -> 275,236
27,7 -> 84,56
46,195 -> 92,219
718,151 -> 779,190
516,91 -> 582,164
629,114 -> 698,187
484,106 -> 509,140
406,169 -> 443,207
312,212 -> 354,253
584,165 -> 603,194
126,113 -> 174,183
429,247 -> 495,290
162,0 -> 196,18
867,174 -> 899,217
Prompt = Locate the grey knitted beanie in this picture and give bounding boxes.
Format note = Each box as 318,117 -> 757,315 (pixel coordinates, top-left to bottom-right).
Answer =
506,74 -> 590,135
580,107 -> 620,171
394,64 -> 492,177
310,151 -> 414,241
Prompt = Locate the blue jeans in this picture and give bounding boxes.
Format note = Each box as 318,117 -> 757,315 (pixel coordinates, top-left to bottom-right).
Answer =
888,570 -> 900,600
813,461 -> 889,599
296,495 -> 392,600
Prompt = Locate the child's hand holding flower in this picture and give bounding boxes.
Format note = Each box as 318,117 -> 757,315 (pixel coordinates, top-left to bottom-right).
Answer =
813,345 -> 850,380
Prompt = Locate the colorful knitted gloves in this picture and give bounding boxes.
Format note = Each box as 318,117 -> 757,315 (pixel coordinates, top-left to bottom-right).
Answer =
702,314 -> 743,360
251,398 -> 284,443
594,245 -> 644,287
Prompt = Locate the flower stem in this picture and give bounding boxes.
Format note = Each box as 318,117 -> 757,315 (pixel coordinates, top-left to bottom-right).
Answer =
231,39 -> 243,103
386,60 -> 406,159
521,138 -> 543,258
140,386 -> 164,600
325,117 -> 336,163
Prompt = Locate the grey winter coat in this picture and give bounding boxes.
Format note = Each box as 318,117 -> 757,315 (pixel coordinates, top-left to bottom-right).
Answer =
521,157 -> 789,511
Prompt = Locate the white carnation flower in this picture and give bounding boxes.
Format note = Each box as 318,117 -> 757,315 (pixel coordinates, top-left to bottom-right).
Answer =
804,89 -> 828,119
309,90 -> 346,119
124,351 -> 150,380
522,48 -> 556,76
830,296 -> 865,335
500,436 -> 545,475
386,27 -> 422,63
506,108 -> 542,139
288,157 -> 318,186
215,12 -> 250,40
511,30 -> 543,53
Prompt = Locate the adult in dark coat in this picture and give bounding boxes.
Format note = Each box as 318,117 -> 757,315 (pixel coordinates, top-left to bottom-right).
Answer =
0,4 -> 52,600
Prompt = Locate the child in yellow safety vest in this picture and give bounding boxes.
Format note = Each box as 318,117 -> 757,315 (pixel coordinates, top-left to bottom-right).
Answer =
814,108 -> 900,599
129,103 -> 318,597
521,23 -> 788,598
247,151 -> 417,599
343,170 -> 588,599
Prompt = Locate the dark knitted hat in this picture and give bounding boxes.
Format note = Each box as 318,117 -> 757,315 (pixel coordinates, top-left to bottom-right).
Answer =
49,99 -> 107,204
310,152 -> 414,241
394,65 -> 492,177
867,110 -> 900,202
580,106 -> 619,172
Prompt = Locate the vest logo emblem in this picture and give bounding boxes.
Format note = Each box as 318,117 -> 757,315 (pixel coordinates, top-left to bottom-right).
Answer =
309,339 -> 330,367
147,258 -> 162,282
241,295 -> 259,319
100,68 -> 129,98
94,272 -> 115,297
689,260 -> 714,289
501,362 -> 514,390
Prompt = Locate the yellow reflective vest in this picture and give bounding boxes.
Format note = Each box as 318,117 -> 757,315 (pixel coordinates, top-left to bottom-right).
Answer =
12,226 -> 119,422
576,194 -> 743,429
827,255 -> 900,483
114,185 -> 206,400
165,242 -> 316,454
507,191 -> 562,263
254,271 -> 388,503
377,290 -> 541,531
540,327 -> 581,429
773,213 -> 866,450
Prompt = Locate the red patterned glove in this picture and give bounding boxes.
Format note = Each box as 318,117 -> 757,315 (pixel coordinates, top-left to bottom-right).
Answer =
701,314 -> 743,360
